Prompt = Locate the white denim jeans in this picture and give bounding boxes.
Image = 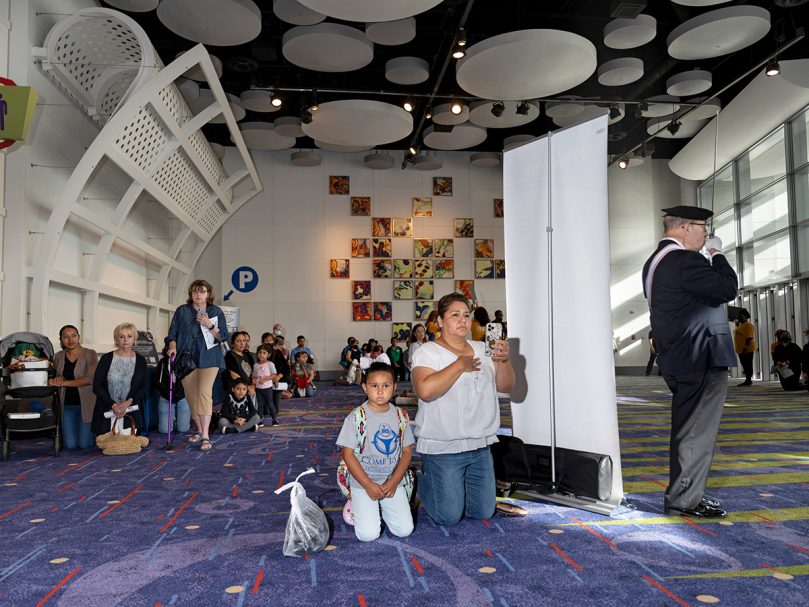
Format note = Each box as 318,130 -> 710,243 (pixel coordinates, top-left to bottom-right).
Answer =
350,484 -> 413,542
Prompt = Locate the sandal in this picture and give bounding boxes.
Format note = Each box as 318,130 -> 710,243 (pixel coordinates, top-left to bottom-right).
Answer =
200,438 -> 213,451
187,434 -> 202,443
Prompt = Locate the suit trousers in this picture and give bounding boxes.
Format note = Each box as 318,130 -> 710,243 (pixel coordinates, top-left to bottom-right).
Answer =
662,367 -> 728,510
738,352 -> 754,382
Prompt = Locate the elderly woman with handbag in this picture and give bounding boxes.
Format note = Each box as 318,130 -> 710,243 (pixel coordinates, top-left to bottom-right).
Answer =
165,279 -> 229,451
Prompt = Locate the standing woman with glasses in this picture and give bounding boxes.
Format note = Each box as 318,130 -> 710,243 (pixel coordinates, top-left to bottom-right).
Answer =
166,279 -> 229,451
410,293 -> 515,526
49,325 -> 97,449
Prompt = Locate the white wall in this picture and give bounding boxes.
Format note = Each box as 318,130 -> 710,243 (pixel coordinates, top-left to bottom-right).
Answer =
608,159 -> 685,367
216,150 -> 505,369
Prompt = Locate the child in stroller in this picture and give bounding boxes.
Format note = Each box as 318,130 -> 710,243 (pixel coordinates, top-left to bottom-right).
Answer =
0,331 -> 61,460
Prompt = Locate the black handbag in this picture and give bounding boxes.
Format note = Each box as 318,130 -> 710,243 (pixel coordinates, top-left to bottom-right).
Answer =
173,306 -> 199,380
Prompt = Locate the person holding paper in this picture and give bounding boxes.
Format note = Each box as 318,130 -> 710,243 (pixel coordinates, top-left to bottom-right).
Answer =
772,331 -> 803,391
165,279 -> 229,451
641,206 -> 737,519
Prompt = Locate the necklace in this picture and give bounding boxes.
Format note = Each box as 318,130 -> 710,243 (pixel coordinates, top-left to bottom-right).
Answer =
437,338 -> 470,356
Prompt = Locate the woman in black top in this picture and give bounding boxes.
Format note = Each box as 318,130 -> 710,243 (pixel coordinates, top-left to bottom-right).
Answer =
223,331 -> 255,396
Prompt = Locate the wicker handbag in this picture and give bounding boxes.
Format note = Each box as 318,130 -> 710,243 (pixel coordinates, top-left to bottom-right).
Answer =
96,415 -> 149,455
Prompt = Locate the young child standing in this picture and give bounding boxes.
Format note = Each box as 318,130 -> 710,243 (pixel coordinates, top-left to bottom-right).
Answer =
253,345 -> 281,426
218,378 -> 261,433
336,362 -> 414,542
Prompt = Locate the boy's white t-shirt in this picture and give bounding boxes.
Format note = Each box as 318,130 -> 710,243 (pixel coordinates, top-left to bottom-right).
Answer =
336,402 -> 415,484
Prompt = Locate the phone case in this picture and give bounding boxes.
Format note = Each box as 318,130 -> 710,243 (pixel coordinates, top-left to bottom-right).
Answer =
485,323 -> 503,356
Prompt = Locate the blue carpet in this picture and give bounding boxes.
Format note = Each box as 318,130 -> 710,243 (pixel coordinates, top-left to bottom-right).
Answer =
0,377 -> 807,606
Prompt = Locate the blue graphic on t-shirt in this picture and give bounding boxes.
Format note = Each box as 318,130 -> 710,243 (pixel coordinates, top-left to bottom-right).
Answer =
372,424 -> 399,456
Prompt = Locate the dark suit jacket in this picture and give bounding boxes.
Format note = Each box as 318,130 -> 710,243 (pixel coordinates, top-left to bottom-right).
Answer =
642,239 -> 738,376
91,352 -> 147,435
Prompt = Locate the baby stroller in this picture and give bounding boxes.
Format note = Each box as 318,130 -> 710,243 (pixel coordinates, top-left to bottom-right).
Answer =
0,332 -> 61,460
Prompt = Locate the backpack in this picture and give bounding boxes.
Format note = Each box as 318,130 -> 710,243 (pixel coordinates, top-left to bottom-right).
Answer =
336,405 -> 414,500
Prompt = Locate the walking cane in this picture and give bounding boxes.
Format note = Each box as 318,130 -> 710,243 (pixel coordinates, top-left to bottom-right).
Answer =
163,353 -> 176,452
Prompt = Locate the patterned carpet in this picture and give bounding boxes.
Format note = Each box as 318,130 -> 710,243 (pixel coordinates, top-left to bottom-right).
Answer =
0,377 -> 807,606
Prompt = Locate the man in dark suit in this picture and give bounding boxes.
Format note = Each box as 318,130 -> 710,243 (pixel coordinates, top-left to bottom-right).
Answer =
642,206 -> 738,518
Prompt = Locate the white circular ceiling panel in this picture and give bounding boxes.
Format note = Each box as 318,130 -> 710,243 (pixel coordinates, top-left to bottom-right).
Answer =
157,0 -> 262,46
296,0 -> 442,23
385,57 -> 429,85
666,69 -> 712,96
603,14 -> 657,49
240,89 -> 283,112
432,102 -> 470,126
455,29 -> 597,101
302,100 -> 413,146
106,0 -> 159,11
316,140 -> 374,152
671,0 -> 732,6
503,134 -> 535,149
597,58 -> 644,86
274,116 -> 305,138
679,97 -> 721,121
179,53 -> 222,81
236,122 -> 296,150
411,155 -> 443,170
283,23 -> 374,72
470,152 -> 500,168
176,78 -> 200,102
423,124 -> 487,151
273,0 -> 325,25
365,153 -> 395,169
291,151 -> 322,166
365,18 -> 416,45
642,95 -> 680,118
188,89 -> 245,123
552,104 -> 604,128
667,6 -> 770,60
468,100 -> 539,128
545,99 -> 584,120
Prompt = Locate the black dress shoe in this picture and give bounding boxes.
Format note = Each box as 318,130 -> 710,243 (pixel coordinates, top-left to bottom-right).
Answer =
738,381 -> 752,386
664,501 -> 727,518
702,497 -> 721,509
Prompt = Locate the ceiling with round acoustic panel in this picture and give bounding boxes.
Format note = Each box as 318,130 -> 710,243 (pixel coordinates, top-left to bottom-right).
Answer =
283,23 -> 374,72
603,14 -> 657,49
456,30 -> 597,101
503,134 -> 536,149
423,124 -> 487,151
545,99 -> 584,121
666,69 -> 712,96
551,105 -> 605,128
240,89 -> 283,112
679,97 -> 722,121
411,155 -> 443,170
295,0 -> 442,23
235,122 -> 297,150
365,18 -> 416,46
316,140 -> 375,152
385,57 -> 429,85
272,0 -> 325,26
290,150 -> 322,166
105,0 -> 159,12
671,0 -> 732,6
364,153 -> 395,169
468,100 -> 539,129
470,152 -> 501,168
302,100 -> 413,146
274,116 -> 305,138
178,53 -> 222,81
642,95 -> 681,118
667,5 -> 771,60
157,0 -> 262,46
432,102 -> 470,126
597,58 -> 644,86
187,89 -> 246,124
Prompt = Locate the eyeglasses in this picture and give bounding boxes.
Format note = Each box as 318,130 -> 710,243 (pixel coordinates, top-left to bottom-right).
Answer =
687,222 -> 709,232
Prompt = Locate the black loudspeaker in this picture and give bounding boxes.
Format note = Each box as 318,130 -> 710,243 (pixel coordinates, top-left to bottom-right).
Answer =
491,435 -> 613,502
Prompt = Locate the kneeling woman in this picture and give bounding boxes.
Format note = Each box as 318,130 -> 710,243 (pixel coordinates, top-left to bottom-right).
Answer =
410,293 -> 515,526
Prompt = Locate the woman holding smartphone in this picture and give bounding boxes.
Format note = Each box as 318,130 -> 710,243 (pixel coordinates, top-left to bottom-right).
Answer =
165,279 -> 228,451
410,293 -> 515,526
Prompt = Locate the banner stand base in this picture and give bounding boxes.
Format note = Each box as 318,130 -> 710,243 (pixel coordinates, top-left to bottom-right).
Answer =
518,489 -> 620,516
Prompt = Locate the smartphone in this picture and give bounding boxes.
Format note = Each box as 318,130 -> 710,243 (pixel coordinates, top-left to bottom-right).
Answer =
485,322 -> 503,356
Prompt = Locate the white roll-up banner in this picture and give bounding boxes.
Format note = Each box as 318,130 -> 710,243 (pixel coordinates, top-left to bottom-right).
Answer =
503,114 -> 624,504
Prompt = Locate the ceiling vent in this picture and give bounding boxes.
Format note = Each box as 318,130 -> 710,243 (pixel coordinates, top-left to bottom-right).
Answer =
609,0 -> 647,19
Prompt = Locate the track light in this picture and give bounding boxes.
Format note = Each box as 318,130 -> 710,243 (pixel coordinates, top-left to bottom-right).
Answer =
403,99 -> 414,112
408,145 -> 419,156
765,60 -> 780,76
490,101 -> 505,117
300,107 -> 313,124
635,101 -> 648,118
618,157 -> 628,169
452,45 -> 466,59
457,28 -> 467,47
271,92 -> 282,108
608,104 -> 621,119
666,120 -> 682,136
425,106 -> 433,120
309,90 -> 318,112
515,100 -> 530,116
450,101 -> 464,115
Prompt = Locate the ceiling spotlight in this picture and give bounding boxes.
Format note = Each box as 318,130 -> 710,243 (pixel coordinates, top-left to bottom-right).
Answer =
300,108 -> 313,124
634,101 -> 648,118
271,92 -> 282,108
608,104 -> 621,119
425,106 -> 433,120
457,28 -> 467,47
515,100 -> 530,116
408,145 -> 418,156
618,157 -> 629,169
403,99 -> 414,113
309,90 -> 318,112
666,120 -> 682,135
765,60 -> 781,76
452,45 -> 466,59
490,101 -> 505,117
450,101 -> 464,115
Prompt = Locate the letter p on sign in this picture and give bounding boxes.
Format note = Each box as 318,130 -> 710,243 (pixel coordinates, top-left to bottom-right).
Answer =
231,266 -> 259,293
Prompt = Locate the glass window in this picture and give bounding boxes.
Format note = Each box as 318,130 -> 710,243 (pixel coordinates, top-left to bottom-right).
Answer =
741,231 -> 792,287
738,179 -> 788,243
698,164 -> 734,212
795,165 -> 809,223
791,107 -> 809,169
738,127 -> 786,199
797,222 -> 809,274
713,206 -> 736,250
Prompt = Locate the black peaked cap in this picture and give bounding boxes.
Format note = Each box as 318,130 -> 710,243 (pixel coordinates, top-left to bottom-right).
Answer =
661,206 -> 713,220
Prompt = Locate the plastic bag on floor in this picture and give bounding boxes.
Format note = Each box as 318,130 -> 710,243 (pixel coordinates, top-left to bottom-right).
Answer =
274,468 -> 330,557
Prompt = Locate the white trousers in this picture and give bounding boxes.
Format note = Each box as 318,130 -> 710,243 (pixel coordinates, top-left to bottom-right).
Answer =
351,485 -> 413,542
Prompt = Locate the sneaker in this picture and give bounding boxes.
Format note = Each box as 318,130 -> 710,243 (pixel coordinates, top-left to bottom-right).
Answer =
272,419 -> 280,426
257,422 -> 265,428
342,500 -> 354,526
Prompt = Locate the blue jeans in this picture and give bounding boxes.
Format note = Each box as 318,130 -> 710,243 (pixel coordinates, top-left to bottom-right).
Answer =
61,405 -> 94,450
418,447 -> 496,526
157,397 -> 191,434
